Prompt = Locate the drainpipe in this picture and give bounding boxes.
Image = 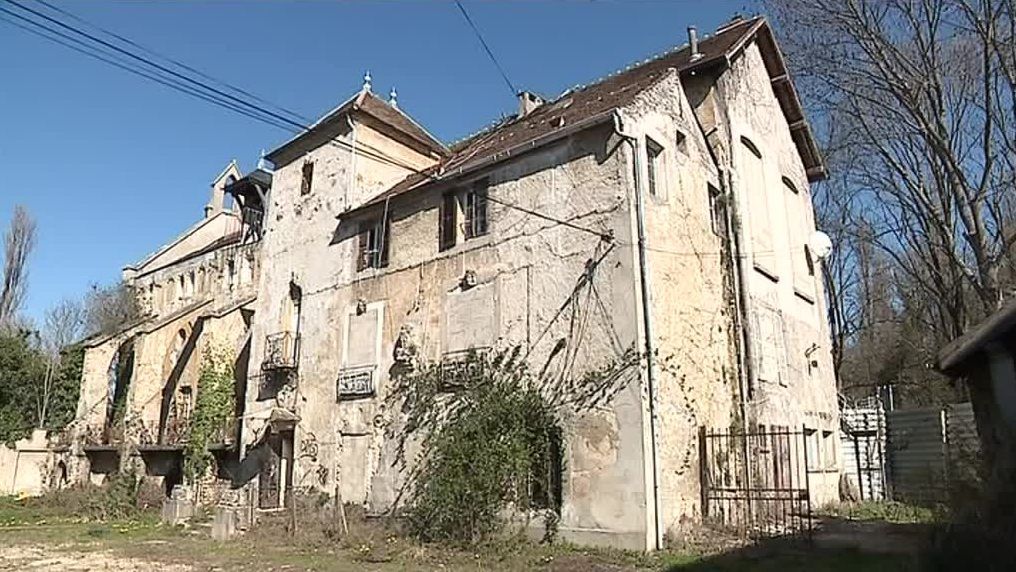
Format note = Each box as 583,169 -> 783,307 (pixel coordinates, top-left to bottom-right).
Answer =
721,167 -> 754,516
721,167 -> 754,429
612,112 -> 662,551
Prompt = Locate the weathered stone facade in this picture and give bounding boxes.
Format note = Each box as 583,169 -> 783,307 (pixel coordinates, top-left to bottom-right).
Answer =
70,161 -> 262,493
58,16 -> 839,552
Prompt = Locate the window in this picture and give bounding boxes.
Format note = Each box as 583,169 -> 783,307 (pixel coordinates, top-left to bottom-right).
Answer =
806,427 -> 821,471
438,179 -> 490,250
357,216 -> 390,271
300,160 -> 314,195
463,180 -> 489,239
822,430 -> 836,469
646,137 -> 664,196
784,176 -> 814,297
708,185 -> 727,237
439,193 -> 457,251
675,130 -> 688,155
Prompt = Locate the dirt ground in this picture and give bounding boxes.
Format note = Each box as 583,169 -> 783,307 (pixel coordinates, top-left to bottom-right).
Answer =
0,543 -> 193,571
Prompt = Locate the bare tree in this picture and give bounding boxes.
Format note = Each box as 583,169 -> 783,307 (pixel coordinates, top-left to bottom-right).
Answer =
0,205 -> 37,327
84,281 -> 140,337
768,0 -> 1016,348
34,298 -> 85,427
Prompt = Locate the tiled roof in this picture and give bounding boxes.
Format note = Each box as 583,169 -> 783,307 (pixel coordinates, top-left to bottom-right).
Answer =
345,16 -> 825,215
356,16 -> 824,211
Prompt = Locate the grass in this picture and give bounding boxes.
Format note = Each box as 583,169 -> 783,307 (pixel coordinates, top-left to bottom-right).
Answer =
0,494 -> 919,571
818,501 -> 942,525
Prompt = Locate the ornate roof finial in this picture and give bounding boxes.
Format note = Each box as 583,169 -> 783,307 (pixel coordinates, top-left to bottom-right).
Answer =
362,70 -> 372,92
389,87 -> 398,108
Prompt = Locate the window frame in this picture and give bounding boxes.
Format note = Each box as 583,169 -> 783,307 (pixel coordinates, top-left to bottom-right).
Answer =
439,192 -> 458,251
300,160 -> 315,195
708,184 -> 727,238
438,179 -> 490,251
357,215 -> 391,271
645,137 -> 664,197
463,179 -> 489,240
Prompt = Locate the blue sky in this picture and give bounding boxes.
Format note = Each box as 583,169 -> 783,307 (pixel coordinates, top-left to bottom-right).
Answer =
1,0 -> 756,322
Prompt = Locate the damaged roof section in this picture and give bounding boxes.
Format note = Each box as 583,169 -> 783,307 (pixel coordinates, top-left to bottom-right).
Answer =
351,16 -> 825,213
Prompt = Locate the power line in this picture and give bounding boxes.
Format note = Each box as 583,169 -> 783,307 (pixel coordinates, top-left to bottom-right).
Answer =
483,194 -> 612,241
7,0 -> 308,132
454,0 -> 517,97
2,0 -> 432,176
0,9 -> 295,132
31,0 -> 311,124
2,0 -> 703,252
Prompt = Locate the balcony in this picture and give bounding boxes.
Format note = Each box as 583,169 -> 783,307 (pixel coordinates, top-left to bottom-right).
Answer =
241,206 -> 265,243
336,366 -> 375,401
262,331 -> 300,372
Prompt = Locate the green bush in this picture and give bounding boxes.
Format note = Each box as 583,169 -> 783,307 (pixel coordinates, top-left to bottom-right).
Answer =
393,348 -> 563,544
183,344 -> 235,480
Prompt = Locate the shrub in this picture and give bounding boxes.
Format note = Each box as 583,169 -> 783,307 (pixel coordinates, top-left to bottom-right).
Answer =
183,344 -> 235,481
392,348 -> 564,544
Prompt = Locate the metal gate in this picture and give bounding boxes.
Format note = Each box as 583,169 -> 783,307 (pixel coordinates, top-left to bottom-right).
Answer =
700,425 -> 813,537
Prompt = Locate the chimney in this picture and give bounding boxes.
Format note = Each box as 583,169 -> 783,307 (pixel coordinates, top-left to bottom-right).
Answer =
688,26 -> 702,61
518,91 -> 545,117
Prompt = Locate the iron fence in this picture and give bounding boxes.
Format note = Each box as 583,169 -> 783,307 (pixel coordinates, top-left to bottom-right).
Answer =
700,425 -> 813,538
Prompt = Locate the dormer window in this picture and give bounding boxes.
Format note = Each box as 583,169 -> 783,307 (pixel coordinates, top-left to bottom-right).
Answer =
300,160 -> 314,195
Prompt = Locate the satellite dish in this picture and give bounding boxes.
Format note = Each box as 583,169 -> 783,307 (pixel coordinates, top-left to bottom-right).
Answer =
809,231 -> 833,261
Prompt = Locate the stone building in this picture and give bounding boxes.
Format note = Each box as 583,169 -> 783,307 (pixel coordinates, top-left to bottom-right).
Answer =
62,15 -> 839,551
239,16 -> 839,550
70,160 -> 268,494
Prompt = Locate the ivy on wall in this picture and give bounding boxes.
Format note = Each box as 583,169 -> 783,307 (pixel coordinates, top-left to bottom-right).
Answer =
391,347 -> 564,544
183,343 -> 235,481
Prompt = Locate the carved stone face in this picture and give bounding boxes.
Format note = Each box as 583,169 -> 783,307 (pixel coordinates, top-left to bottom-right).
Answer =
356,299 -> 368,315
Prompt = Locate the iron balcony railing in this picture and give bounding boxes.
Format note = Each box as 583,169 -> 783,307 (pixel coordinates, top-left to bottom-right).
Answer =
336,365 -> 375,400
262,331 -> 300,372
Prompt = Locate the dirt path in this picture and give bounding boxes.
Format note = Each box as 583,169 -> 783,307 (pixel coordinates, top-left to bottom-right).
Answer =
0,543 -> 194,571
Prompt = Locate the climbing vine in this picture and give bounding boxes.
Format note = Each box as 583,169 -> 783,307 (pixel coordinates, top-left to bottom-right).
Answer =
183,344 -> 235,480
391,347 -> 564,544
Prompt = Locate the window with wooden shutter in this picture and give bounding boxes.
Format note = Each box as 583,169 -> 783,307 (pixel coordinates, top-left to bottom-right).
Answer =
357,217 -> 390,271
464,180 -> 489,239
356,226 -> 369,271
439,193 -> 457,251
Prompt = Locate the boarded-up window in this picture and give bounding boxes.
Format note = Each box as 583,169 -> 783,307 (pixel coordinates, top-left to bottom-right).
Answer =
445,283 -> 496,353
300,161 -> 314,195
784,177 -> 813,298
741,137 -> 775,276
345,308 -> 380,367
752,303 -> 786,386
439,193 -> 457,251
357,217 -> 390,271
